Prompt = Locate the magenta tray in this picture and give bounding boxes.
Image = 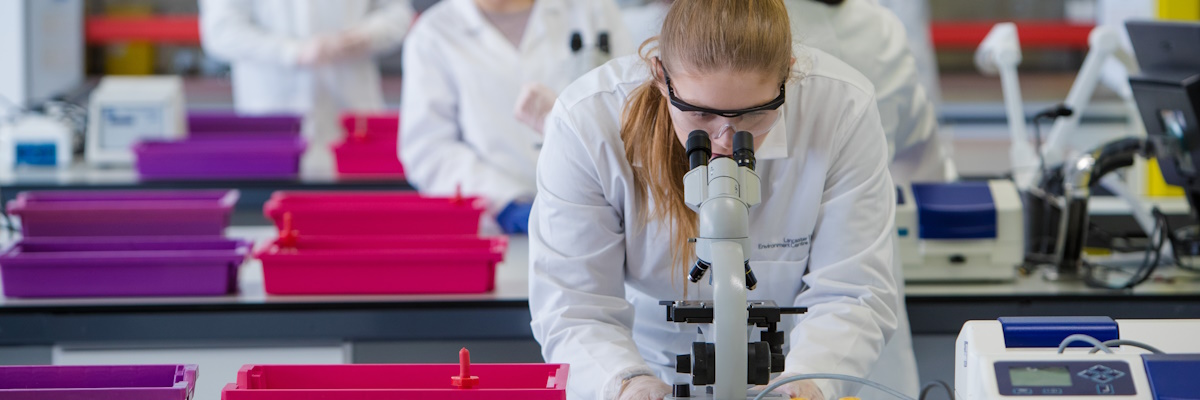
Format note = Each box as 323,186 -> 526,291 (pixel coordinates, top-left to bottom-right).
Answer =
0,364 -> 197,400
188,112 -> 302,133
221,363 -> 568,400
0,237 -> 249,298
264,191 -> 484,236
6,190 -> 238,237
255,235 -> 505,295
134,137 -> 305,180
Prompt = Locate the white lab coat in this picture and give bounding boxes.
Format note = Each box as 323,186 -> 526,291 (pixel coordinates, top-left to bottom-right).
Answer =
530,52 -> 913,400
400,0 -> 633,220
199,0 -> 413,145
874,0 -> 942,108
785,0 -> 952,186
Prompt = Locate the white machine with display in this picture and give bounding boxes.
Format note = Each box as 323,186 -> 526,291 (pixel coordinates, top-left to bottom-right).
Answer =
85,76 -> 186,165
896,180 -> 1024,282
0,115 -> 72,169
956,317 -> 1200,399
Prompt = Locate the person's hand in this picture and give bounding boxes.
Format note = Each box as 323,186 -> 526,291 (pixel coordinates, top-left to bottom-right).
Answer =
617,375 -> 672,400
296,31 -> 372,66
752,374 -> 825,400
513,82 -> 558,135
496,201 -> 534,234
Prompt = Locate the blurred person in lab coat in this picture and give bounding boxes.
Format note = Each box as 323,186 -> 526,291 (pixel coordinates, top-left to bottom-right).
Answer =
787,0 -> 952,185
399,0 -> 633,234
874,0 -> 942,108
529,1 -> 916,399
199,0 -> 414,171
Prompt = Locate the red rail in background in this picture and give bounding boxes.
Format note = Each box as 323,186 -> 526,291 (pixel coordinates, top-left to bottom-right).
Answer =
930,20 -> 1095,50
85,16 -> 201,44
85,16 -> 1094,50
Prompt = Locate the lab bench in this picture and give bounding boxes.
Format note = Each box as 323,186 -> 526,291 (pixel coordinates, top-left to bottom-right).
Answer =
3,223 -> 1199,346
2,227 -> 1199,396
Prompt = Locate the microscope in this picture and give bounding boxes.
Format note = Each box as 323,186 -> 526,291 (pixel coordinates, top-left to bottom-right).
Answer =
661,130 -> 806,399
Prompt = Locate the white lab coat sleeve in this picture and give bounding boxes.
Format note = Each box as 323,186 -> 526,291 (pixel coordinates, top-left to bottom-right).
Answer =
598,0 -> 638,58
786,98 -> 901,398
399,28 -> 531,210
529,103 -> 653,400
355,0 -> 415,55
198,0 -> 303,66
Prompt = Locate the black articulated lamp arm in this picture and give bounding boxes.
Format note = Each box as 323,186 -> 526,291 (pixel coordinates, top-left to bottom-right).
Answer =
1088,137 -> 1147,186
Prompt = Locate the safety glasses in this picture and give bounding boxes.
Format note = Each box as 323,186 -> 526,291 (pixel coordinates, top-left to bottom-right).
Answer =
659,57 -> 785,139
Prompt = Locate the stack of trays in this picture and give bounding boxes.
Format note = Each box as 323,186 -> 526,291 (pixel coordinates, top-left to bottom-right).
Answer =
331,113 -> 404,177
1,190 -> 247,298
135,112 -> 306,180
256,191 -> 504,295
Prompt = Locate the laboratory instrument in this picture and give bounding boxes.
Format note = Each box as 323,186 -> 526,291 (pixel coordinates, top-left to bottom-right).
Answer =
0,115 -> 72,168
1128,20 -> 1200,222
956,317 -> 1200,399
0,0 -> 83,111
661,130 -> 789,399
1017,21 -> 1200,285
896,180 -> 1025,282
85,76 -> 186,165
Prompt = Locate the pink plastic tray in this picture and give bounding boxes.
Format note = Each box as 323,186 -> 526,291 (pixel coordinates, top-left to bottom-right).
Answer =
340,113 -> 399,140
332,140 -> 404,177
255,235 -> 505,295
0,364 -> 198,400
221,363 -> 567,400
263,191 -> 484,236
6,190 -> 238,237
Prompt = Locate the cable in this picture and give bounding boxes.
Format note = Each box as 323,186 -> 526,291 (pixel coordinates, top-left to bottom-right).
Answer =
751,373 -> 916,400
1058,334 -> 1114,354
919,380 -> 956,400
1089,339 -> 1166,354
1165,222 -> 1200,274
1081,207 -> 1168,289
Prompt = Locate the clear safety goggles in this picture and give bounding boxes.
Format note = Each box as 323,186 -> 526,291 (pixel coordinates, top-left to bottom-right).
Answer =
660,58 -> 785,139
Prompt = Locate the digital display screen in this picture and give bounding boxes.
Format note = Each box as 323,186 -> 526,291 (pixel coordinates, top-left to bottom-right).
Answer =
1009,366 -> 1073,387
100,106 -> 164,150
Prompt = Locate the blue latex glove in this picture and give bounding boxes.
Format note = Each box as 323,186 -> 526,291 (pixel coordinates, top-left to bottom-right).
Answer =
496,201 -> 533,234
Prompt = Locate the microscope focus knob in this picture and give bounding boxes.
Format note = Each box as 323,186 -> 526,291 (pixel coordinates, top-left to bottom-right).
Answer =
748,341 -> 771,385
691,342 -> 716,386
676,354 -> 691,373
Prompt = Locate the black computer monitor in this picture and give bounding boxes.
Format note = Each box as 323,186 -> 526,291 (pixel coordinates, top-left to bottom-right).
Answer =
1127,21 -> 1200,204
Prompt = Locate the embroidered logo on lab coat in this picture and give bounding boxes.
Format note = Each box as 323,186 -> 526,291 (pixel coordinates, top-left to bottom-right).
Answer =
757,236 -> 809,250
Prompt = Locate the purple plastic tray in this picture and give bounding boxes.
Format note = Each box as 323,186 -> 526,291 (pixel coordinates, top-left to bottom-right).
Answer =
6,190 -> 238,237
188,111 -> 302,133
187,130 -> 300,141
0,237 -> 249,298
0,364 -> 197,400
134,137 -> 306,180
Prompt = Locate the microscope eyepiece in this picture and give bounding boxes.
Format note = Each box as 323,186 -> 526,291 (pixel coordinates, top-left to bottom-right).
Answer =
570,32 -> 583,53
732,131 -> 756,170
686,130 -> 712,170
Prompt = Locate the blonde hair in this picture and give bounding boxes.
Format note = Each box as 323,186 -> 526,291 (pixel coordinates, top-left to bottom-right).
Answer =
619,0 -> 793,291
